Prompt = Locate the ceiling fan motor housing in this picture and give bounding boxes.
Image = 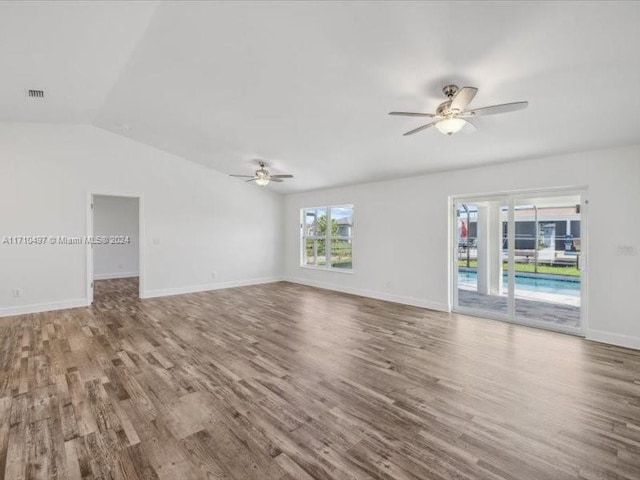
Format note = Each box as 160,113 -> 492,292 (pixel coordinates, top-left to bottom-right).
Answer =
442,84 -> 459,98
256,161 -> 269,177
437,100 -> 453,116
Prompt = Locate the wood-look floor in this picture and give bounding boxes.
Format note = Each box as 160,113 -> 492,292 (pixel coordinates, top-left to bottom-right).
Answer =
1,278 -> 640,480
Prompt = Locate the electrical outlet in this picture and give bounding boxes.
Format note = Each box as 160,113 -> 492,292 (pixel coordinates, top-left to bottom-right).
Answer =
118,263 -> 123,269
12,288 -> 22,298
211,271 -> 217,279
616,245 -> 637,256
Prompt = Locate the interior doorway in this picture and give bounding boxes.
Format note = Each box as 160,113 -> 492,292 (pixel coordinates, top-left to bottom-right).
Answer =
452,188 -> 587,336
87,194 -> 143,303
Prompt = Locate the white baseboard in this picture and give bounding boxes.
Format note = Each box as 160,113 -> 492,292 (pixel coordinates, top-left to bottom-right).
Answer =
0,299 -> 88,318
94,272 -> 139,280
284,276 -> 449,312
142,276 -> 284,299
586,329 -> 640,351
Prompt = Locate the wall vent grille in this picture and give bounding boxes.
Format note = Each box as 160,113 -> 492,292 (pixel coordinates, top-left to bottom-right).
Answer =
27,89 -> 45,98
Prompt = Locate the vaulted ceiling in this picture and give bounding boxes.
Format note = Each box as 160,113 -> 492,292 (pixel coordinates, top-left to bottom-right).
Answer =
2,1 -> 640,192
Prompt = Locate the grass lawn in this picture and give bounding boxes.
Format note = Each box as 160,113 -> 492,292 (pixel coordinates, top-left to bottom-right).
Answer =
458,259 -> 580,277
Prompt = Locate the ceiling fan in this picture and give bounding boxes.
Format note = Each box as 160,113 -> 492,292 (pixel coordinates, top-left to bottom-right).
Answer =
389,84 -> 528,136
230,161 -> 293,186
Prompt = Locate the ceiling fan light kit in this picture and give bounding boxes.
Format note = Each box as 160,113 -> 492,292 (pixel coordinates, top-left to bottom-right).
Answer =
390,84 -> 528,137
435,117 -> 467,135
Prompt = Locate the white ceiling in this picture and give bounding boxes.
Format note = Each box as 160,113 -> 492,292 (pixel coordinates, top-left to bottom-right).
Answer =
2,1 -> 640,193
0,1 -> 158,124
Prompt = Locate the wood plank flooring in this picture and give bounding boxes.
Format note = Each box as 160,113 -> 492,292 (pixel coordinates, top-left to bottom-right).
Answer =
1,278 -> 640,480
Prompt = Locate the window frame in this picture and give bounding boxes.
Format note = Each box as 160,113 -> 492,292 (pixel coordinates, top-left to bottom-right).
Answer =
300,204 -> 354,273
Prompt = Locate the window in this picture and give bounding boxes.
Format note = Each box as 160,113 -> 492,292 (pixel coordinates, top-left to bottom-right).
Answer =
301,205 -> 353,271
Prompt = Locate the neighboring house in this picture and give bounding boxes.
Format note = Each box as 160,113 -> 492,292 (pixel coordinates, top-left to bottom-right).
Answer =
336,216 -> 353,237
303,214 -> 353,237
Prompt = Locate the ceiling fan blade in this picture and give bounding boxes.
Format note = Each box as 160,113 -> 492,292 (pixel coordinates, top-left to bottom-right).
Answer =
403,121 -> 438,136
269,177 -> 284,183
389,111 -> 437,117
461,119 -> 478,133
230,174 -> 255,178
450,87 -> 478,112
464,101 -> 528,117
245,178 -> 257,183
270,174 -> 293,178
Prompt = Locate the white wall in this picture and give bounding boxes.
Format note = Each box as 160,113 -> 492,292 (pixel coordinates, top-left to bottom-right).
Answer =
3,122 -> 639,350
93,195 -> 139,280
0,123 -> 283,315
284,145 -> 640,349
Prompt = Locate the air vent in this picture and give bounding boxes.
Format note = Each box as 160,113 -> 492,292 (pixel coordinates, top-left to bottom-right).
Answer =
26,89 -> 44,98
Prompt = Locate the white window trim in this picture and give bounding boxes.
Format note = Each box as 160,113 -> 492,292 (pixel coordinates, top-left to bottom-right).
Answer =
300,204 -> 354,273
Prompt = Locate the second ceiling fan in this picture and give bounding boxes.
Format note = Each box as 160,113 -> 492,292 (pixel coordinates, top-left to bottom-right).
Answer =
390,84 -> 528,136
230,161 -> 293,186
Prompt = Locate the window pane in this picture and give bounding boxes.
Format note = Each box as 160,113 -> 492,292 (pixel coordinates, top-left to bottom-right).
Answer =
304,238 -> 326,266
317,239 -> 327,266
304,208 -> 327,237
302,205 -> 353,270
304,238 -> 315,266
329,206 -> 353,237
330,238 -> 352,269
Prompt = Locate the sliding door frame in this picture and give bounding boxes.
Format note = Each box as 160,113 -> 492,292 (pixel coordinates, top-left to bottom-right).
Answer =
450,186 -> 588,337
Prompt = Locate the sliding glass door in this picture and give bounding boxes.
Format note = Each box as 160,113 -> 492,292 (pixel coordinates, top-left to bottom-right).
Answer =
512,195 -> 582,331
453,190 -> 585,335
455,197 -> 509,318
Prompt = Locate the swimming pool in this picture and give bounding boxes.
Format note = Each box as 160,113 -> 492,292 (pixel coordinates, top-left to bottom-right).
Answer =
458,270 -> 580,297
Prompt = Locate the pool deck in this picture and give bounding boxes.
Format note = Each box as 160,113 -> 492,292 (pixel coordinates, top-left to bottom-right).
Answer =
457,289 -> 581,328
457,280 -> 580,307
